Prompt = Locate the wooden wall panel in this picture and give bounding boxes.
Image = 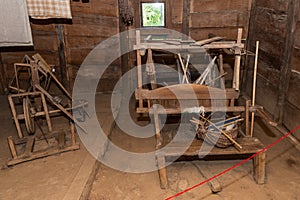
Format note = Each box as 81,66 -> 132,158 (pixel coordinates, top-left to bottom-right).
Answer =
283,102 -> 300,140
0,0 -> 120,93
286,72 -> 300,109
189,0 -> 251,40
190,11 -> 248,28
246,0 -> 300,135
191,0 -> 249,13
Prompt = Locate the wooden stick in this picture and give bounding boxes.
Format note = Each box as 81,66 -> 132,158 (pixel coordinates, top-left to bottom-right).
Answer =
136,30 -> 143,108
178,53 -> 190,84
205,72 -> 228,86
214,115 -> 241,126
199,115 -> 242,149
8,95 -> 23,138
182,54 -> 190,84
195,57 -> 217,84
219,53 -> 225,87
32,54 -> 72,100
7,136 -> 17,159
233,28 -> 243,90
250,41 -> 259,137
35,84 -> 87,133
193,36 -> 224,46
220,118 -> 244,128
146,48 -> 157,89
245,100 -> 250,136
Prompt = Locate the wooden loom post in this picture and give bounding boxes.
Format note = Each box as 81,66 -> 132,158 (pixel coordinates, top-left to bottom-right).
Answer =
250,41 -> 260,137
136,30 -> 143,108
233,28 -> 243,91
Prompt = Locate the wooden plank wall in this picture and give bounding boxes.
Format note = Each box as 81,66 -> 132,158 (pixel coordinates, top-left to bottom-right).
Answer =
0,0 -> 120,93
132,0 -> 251,39
246,0 -> 300,139
66,0 -> 120,92
284,1 -> 300,139
0,0 -> 253,94
189,0 -> 252,40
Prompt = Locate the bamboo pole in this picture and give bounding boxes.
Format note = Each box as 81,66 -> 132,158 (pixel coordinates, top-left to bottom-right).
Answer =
250,41 -> 260,137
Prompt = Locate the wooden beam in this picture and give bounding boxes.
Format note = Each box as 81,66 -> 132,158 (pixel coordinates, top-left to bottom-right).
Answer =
118,0 -> 130,75
0,52 -> 7,94
276,0 -> 300,123
182,0 -> 190,40
57,24 -> 69,92
241,0 -> 257,92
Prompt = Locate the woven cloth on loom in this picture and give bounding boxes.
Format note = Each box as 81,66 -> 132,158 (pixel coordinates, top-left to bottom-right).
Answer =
26,0 -> 72,19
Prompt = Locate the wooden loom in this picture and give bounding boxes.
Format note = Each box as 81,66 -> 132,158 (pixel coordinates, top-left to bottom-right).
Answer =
134,29 -> 266,190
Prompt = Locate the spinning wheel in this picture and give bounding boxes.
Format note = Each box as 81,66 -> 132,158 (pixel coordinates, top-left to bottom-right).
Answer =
23,96 -> 36,135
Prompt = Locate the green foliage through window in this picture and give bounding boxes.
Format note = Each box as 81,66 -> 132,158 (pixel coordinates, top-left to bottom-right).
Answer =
142,3 -> 165,27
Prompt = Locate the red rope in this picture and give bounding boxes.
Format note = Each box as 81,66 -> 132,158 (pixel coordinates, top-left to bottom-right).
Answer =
165,125 -> 300,200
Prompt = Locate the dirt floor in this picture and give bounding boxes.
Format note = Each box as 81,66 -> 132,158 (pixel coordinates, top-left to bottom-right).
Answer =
89,101 -> 300,200
0,93 -> 299,200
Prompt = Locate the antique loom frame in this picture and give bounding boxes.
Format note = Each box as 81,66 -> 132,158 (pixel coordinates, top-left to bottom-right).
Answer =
134,29 -> 266,189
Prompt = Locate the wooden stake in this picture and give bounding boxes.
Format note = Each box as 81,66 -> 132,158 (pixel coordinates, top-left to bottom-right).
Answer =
250,41 -> 259,137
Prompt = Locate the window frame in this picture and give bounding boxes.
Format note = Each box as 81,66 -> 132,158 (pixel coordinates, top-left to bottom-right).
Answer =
140,1 -> 166,28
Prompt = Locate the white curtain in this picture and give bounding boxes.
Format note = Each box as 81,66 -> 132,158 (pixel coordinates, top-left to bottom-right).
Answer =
0,0 -> 33,47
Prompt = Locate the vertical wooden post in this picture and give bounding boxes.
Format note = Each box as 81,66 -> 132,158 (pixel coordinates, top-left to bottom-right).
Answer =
118,0 -> 130,75
245,100 -> 251,136
219,53 -> 225,87
8,95 -> 23,138
0,52 -> 7,94
250,41 -> 259,137
57,24 -> 69,92
70,121 -> 76,146
242,0 -> 256,92
233,28 -> 243,91
136,30 -> 143,108
276,0 -> 300,124
156,153 -> 168,189
253,152 -> 266,184
182,0 -> 190,40
146,49 -> 157,89
153,105 -> 162,149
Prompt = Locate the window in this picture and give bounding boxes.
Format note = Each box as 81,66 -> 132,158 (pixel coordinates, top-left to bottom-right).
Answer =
141,2 -> 165,27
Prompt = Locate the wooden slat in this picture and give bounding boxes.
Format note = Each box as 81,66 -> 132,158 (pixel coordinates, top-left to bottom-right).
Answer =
162,137 -> 264,157
137,106 -> 245,114
135,84 -> 239,100
133,42 -> 244,50
7,144 -> 80,166
193,161 -> 222,193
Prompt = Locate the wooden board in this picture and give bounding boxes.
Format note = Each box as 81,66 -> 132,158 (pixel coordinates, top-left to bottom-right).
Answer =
135,84 -> 240,100
163,137 -> 264,157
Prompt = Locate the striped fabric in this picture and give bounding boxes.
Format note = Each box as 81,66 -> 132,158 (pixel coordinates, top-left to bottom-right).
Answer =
26,0 -> 72,19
